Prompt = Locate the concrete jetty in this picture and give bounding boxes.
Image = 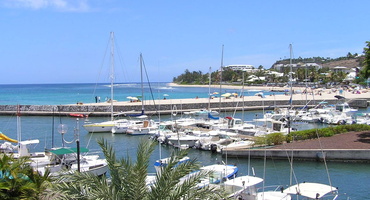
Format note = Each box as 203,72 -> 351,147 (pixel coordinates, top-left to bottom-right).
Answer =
221,127 -> 370,162
0,88 -> 369,116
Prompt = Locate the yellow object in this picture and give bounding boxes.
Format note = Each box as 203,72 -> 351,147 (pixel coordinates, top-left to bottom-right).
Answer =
0,133 -> 18,143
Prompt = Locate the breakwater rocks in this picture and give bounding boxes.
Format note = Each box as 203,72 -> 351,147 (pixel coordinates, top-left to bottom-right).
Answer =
0,97 -> 368,116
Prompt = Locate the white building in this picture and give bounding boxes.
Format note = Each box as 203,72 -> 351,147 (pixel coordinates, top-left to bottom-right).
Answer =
273,63 -> 321,72
226,64 -> 255,72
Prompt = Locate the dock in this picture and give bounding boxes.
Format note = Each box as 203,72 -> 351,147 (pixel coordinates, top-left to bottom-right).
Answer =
221,130 -> 370,162
0,90 -> 369,116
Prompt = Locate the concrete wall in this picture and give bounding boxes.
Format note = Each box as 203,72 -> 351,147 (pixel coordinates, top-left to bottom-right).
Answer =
222,149 -> 370,162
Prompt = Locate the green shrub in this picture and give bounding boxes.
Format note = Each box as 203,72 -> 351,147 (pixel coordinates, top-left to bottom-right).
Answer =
287,124 -> 370,141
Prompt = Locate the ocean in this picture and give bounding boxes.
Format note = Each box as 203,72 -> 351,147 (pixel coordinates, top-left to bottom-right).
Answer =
0,82 -> 285,105
0,83 -> 368,199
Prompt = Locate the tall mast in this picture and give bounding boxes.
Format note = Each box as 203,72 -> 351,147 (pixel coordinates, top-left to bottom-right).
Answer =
208,66 -> 211,111
289,44 -> 293,108
17,105 -> 21,143
110,32 -> 114,121
140,53 -> 144,114
218,45 -> 224,115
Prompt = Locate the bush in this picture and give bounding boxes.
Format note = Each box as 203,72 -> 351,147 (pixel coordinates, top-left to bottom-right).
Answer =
287,124 -> 370,141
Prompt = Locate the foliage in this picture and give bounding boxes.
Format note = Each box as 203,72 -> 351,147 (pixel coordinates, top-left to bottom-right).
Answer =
45,138 -> 225,200
172,69 -> 208,84
172,51 -> 366,85
254,132 -> 286,146
0,154 -> 51,200
286,124 -> 370,142
362,41 -> 370,79
254,124 -> 370,146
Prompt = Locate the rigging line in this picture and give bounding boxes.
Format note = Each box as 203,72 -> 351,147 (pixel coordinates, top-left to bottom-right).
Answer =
316,129 -> 333,189
115,37 -> 128,82
85,129 -> 94,149
281,139 -> 299,186
93,35 -> 110,98
142,56 -> 160,116
267,149 -> 285,187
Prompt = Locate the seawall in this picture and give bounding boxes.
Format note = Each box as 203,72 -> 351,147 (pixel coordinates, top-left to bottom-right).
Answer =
221,149 -> 370,163
0,93 -> 368,116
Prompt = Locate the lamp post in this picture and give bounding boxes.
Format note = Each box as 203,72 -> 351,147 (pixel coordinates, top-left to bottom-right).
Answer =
57,124 -> 68,147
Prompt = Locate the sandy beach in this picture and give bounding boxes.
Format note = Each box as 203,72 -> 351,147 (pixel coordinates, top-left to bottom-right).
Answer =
85,83 -> 370,108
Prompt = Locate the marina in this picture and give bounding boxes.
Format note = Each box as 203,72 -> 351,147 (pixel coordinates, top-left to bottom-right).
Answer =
1,83 -> 370,199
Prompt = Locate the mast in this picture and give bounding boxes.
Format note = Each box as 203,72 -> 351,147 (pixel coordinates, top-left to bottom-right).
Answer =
289,44 -> 293,109
218,45 -> 224,115
208,66 -> 211,111
16,105 -> 21,143
110,32 -> 114,121
140,53 -> 145,114
288,44 -> 293,185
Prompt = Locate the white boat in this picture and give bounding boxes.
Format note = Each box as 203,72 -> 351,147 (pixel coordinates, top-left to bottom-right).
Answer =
0,132 -> 18,153
193,164 -> 239,187
167,130 -> 213,148
223,175 -> 291,200
33,147 -> 108,177
13,139 -> 108,177
125,116 -> 158,135
177,163 -> 239,189
284,182 -> 338,199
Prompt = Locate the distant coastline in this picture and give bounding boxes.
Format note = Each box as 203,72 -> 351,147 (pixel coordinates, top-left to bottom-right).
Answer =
168,82 -> 310,91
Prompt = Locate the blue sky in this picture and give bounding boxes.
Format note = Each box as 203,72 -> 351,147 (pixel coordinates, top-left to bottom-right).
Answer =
1,0 -> 369,84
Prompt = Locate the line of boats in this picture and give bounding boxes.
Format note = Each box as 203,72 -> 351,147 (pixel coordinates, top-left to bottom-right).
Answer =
148,154 -> 339,199
82,100 -> 368,155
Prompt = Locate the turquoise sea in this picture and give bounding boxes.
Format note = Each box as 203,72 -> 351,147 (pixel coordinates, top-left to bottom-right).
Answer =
0,82 -> 286,105
0,83 -> 368,199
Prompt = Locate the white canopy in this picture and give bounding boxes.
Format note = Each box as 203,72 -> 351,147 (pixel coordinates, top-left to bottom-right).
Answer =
224,175 -> 263,187
284,182 -> 338,199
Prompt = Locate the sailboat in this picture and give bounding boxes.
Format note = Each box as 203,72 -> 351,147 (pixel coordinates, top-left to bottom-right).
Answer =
113,53 -> 158,134
83,32 -> 130,133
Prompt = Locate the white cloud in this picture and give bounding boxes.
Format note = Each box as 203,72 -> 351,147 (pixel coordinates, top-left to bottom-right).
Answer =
3,0 -> 90,12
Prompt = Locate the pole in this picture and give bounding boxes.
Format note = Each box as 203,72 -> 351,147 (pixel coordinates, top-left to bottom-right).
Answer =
76,139 -> 80,172
218,45 -> 224,115
110,32 -> 114,121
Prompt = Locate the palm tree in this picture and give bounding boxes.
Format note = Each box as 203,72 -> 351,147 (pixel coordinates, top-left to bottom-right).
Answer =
45,138 -> 225,200
0,154 -> 51,200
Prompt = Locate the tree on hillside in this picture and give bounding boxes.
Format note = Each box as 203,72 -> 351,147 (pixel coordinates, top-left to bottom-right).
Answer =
362,41 -> 370,79
44,139 -> 225,200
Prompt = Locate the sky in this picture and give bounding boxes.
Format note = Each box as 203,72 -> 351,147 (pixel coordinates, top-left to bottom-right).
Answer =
1,0 -> 370,84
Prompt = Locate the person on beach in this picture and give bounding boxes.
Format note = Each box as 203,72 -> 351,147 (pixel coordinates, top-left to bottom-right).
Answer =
95,96 -> 98,103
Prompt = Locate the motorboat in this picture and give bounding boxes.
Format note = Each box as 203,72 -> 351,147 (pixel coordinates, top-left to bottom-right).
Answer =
32,147 -> 108,177
125,116 -> 158,135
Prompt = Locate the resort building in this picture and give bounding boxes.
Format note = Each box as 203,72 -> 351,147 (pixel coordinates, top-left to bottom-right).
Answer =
273,63 -> 322,72
225,64 -> 255,72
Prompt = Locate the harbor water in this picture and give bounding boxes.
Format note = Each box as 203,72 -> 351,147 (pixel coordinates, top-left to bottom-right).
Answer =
0,83 -> 369,199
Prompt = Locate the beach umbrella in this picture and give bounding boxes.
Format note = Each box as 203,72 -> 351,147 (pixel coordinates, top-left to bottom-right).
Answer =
213,92 -> 219,95
127,96 -> 133,99
232,93 -> 238,96
131,97 -> 139,101
163,94 -> 169,97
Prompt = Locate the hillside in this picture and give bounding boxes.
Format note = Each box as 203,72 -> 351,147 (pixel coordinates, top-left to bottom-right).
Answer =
273,55 -> 364,69
321,58 -> 362,68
